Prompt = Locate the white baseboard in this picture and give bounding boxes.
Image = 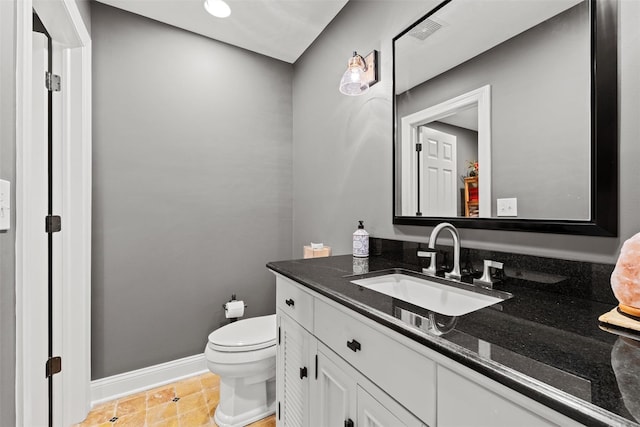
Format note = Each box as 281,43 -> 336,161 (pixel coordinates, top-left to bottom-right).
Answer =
90,354 -> 208,406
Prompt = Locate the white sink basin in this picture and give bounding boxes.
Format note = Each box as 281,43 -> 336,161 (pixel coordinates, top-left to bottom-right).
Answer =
350,272 -> 510,317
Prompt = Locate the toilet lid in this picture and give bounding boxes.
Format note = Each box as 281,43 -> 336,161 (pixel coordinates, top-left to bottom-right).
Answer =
208,314 -> 276,352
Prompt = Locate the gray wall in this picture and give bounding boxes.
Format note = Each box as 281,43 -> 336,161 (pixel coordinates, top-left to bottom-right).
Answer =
0,1 -> 17,423
397,3 -> 590,220
293,0 -> 640,265
91,3 -> 293,378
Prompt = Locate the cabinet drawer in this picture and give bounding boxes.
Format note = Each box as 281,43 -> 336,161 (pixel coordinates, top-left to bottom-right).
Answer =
276,276 -> 314,332
437,365 -> 583,427
314,299 -> 436,426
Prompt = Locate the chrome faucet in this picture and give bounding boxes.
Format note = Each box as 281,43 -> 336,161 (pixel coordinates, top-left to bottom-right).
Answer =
417,222 -> 462,280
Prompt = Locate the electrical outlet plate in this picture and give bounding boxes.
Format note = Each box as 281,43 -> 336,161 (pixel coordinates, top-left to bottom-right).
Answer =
497,198 -> 517,217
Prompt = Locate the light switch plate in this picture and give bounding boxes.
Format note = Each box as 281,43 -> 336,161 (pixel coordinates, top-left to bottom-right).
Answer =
497,197 -> 517,217
0,179 -> 10,230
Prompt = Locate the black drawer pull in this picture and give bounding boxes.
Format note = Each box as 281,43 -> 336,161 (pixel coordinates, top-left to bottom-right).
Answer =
300,367 -> 308,379
345,419 -> 354,427
346,339 -> 361,352
285,298 -> 295,307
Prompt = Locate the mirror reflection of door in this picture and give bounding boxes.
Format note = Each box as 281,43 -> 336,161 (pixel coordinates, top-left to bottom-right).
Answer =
420,126 -> 457,217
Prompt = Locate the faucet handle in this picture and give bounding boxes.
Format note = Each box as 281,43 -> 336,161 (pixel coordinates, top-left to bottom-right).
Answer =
473,260 -> 504,288
484,260 -> 503,270
417,250 -> 437,276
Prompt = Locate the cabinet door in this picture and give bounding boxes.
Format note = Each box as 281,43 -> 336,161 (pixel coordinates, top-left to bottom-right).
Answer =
357,386 -> 407,427
277,312 -> 314,426
311,349 -> 357,427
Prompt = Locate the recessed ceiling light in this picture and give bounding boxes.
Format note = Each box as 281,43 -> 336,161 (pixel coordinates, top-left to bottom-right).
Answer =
204,0 -> 231,18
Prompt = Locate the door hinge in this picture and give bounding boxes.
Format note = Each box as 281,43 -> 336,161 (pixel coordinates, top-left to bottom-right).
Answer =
45,356 -> 62,378
299,366 -> 308,379
415,142 -> 422,152
278,326 -> 281,345
45,215 -> 61,233
45,72 -> 61,92
315,354 -> 318,379
278,402 -> 281,420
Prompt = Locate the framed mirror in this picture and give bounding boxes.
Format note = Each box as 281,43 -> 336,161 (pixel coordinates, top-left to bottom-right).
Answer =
392,0 -> 618,236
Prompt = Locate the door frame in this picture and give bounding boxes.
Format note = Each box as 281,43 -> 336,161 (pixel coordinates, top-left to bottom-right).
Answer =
15,0 -> 91,425
400,85 -> 491,217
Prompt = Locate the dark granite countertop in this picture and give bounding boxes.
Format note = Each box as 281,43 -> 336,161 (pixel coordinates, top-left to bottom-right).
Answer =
267,248 -> 640,427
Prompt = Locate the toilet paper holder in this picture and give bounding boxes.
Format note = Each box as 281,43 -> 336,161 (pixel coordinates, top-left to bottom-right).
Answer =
223,294 -> 248,322
222,294 -> 247,308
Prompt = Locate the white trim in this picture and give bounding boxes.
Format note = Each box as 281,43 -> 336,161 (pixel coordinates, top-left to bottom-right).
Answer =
16,3 -> 40,426
400,85 -> 492,217
90,354 -> 209,406
59,40 -> 93,425
15,0 -> 92,425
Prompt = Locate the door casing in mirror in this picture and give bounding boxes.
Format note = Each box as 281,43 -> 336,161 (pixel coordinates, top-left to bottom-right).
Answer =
392,0 -> 618,236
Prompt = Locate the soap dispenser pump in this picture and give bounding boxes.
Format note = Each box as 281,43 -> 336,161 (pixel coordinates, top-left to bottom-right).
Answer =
353,220 -> 369,258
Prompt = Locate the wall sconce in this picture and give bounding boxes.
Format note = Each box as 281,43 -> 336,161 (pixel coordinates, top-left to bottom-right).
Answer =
339,50 -> 379,96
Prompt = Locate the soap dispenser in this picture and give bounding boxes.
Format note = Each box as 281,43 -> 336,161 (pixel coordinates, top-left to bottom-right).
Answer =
353,220 -> 369,258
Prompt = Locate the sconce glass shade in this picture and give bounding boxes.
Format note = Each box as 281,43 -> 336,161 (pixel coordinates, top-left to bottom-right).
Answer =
339,52 -> 370,96
204,0 -> 231,18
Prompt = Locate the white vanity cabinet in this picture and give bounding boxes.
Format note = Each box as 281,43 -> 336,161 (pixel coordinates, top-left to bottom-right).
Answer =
313,297 -> 436,426
312,344 -> 423,427
276,275 -> 424,427
274,273 -> 583,427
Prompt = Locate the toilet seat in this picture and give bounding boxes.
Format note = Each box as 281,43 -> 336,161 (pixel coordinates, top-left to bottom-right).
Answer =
208,315 -> 276,352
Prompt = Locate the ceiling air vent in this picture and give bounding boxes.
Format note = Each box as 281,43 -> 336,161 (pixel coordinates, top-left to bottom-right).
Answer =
408,18 -> 443,41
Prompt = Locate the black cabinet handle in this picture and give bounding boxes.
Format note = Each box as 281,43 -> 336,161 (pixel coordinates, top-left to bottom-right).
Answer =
285,298 -> 295,307
300,366 -> 308,379
346,339 -> 361,352
345,419 -> 354,427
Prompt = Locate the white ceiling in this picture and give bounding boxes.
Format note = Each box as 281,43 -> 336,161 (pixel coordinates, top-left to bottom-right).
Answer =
94,0 -> 349,63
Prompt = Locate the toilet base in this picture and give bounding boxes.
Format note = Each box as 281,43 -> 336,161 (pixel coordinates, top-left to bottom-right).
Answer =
213,376 -> 276,427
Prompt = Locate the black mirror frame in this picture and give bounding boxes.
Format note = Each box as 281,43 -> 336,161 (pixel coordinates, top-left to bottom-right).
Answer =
392,0 -> 618,237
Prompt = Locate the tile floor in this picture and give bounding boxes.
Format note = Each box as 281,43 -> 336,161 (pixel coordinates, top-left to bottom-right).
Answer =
74,372 -> 276,427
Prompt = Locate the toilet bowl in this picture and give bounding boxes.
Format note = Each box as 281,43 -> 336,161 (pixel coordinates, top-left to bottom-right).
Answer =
204,314 -> 277,427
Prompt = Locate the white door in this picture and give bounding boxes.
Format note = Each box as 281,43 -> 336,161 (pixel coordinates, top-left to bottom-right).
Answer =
16,2 -> 92,425
32,18 -> 65,426
311,349 -> 357,427
419,127 -> 457,217
26,29 -> 51,427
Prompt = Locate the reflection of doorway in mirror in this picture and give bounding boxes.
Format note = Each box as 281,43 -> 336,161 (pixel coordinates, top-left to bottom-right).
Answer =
420,127 -> 457,217
399,85 -> 491,218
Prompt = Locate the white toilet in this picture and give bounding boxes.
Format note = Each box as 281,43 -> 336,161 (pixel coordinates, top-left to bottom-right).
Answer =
204,314 -> 277,427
